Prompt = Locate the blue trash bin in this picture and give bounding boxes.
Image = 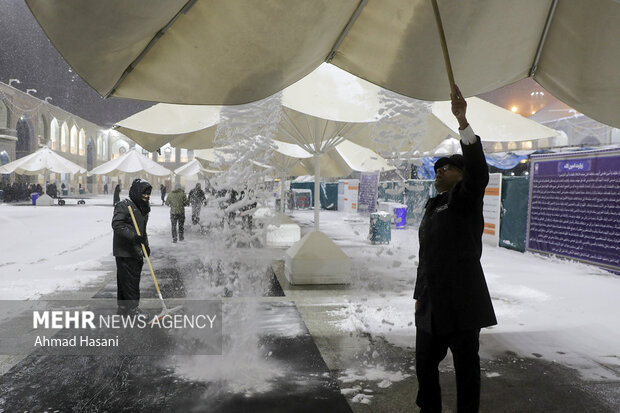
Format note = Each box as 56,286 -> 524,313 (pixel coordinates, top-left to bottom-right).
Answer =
31,192 -> 40,205
394,205 -> 408,229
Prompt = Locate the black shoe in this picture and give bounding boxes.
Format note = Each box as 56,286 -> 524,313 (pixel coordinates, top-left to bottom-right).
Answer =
179,237 -> 184,241
173,239 -> 177,243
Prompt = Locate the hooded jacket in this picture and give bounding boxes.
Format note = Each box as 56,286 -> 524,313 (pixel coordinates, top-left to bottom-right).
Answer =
165,187 -> 189,215
112,179 -> 152,258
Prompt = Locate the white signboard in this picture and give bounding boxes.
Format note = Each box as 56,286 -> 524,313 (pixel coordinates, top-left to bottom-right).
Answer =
482,173 -> 502,246
338,179 -> 359,213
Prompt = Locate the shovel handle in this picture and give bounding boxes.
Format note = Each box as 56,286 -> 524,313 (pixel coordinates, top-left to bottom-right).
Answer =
127,205 -> 164,299
431,0 -> 456,95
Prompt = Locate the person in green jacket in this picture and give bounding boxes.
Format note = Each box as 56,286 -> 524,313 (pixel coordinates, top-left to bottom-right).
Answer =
165,185 -> 189,243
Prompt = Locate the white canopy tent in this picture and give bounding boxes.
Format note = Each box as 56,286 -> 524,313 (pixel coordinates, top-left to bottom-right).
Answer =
0,146 -> 87,205
26,0 -> 620,128
88,147 -> 172,177
173,158 -> 220,177
0,146 -> 86,177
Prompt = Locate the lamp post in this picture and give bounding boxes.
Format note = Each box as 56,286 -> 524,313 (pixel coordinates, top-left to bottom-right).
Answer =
8,79 -> 20,87
26,89 -> 37,95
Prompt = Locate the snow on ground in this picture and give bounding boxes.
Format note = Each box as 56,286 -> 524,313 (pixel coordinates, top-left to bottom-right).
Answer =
290,209 -> 620,382
1,201 -> 619,385
0,195 -> 171,299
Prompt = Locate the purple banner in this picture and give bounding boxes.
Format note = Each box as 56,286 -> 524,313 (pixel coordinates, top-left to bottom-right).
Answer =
527,149 -> 620,272
358,172 -> 379,214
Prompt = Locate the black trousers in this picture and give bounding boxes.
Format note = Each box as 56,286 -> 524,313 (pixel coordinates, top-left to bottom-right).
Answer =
116,257 -> 143,311
170,213 -> 185,240
191,204 -> 202,225
416,327 -> 481,413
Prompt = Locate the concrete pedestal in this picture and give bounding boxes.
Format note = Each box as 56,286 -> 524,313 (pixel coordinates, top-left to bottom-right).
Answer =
35,194 -> 54,206
285,231 -> 350,285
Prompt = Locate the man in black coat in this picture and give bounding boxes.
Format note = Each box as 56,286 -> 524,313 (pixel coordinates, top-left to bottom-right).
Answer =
112,178 -> 152,315
414,86 -> 496,413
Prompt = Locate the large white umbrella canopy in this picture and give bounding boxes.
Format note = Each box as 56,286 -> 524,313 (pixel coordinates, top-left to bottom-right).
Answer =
431,97 -> 560,143
173,158 -> 220,177
0,146 -> 86,176
88,147 -> 172,177
25,0 -> 620,128
115,104 -> 221,152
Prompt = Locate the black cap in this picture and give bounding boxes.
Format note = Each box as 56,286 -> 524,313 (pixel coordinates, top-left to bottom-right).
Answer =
434,154 -> 465,172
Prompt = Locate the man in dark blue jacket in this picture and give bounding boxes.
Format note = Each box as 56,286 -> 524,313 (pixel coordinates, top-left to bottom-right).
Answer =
414,86 -> 497,413
112,178 -> 152,315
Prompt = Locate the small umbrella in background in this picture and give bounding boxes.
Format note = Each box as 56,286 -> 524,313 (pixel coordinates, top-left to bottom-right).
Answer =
0,146 -> 86,204
88,147 -> 172,177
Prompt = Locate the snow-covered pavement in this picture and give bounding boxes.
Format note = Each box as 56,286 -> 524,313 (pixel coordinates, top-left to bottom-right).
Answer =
1,199 -> 619,410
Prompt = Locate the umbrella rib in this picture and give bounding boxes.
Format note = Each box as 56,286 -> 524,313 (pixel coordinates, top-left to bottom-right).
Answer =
529,0 -> 558,77
105,0 -> 199,98
326,0 -> 368,63
281,110 -> 313,151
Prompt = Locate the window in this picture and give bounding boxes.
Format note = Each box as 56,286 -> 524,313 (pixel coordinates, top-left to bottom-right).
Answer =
50,118 -> 59,150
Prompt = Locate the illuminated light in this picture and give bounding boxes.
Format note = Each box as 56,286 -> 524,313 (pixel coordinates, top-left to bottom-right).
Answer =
531,110 -> 536,115
511,106 -> 518,113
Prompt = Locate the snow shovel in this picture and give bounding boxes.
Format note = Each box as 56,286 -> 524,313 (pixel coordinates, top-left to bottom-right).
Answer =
127,205 -> 182,324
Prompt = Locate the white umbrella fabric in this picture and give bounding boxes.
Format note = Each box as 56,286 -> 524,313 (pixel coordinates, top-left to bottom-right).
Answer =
0,146 -> 86,176
431,97 -> 560,143
173,158 -> 220,177
26,0 -> 620,128
115,104 -> 221,152
88,147 -> 172,177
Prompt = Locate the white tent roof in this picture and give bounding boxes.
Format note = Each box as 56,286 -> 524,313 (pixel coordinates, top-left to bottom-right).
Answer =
88,148 -> 172,177
0,146 -> 86,175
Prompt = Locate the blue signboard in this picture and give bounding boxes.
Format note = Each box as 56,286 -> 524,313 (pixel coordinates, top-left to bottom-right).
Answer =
527,149 -> 620,273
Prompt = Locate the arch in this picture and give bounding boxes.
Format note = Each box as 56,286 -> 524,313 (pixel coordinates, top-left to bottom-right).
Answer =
61,122 -> 69,152
50,118 -> 60,150
112,139 -> 129,158
79,129 -> 86,155
0,150 -> 9,165
97,136 -> 103,160
580,135 -> 600,146
70,125 -> 78,154
86,138 -> 95,170
38,114 -> 49,146
0,100 -> 9,128
102,136 -> 108,159
16,115 -> 35,159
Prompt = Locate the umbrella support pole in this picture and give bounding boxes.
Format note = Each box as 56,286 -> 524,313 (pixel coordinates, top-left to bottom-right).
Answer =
430,0 -> 456,94
314,155 -> 320,231
280,172 -> 286,214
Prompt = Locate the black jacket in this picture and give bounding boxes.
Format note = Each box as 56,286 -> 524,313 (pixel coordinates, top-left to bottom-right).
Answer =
112,179 -> 152,258
112,199 -> 149,258
414,137 -> 497,335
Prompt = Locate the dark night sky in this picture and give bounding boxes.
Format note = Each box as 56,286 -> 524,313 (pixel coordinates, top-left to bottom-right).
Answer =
0,0 -> 154,127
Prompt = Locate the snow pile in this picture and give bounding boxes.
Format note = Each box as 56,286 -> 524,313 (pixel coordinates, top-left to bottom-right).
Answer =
339,364 -> 410,404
